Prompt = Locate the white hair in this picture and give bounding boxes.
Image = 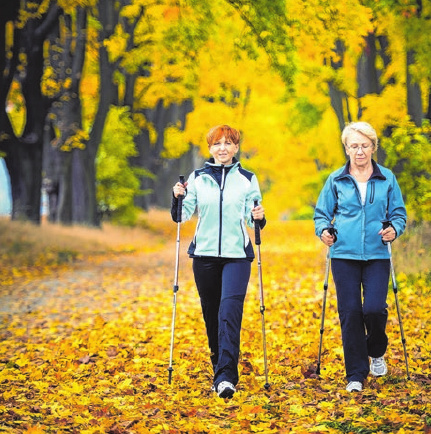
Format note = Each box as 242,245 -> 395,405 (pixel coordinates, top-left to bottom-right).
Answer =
341,122 -> 378,149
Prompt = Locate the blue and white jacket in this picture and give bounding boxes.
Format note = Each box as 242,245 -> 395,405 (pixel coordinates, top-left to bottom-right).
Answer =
314,160 -> 407,260
171,158 -> 265,260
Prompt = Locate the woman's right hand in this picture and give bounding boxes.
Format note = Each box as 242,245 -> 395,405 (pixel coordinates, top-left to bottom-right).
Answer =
173,181 -> 188,198
320,229 -> 335,247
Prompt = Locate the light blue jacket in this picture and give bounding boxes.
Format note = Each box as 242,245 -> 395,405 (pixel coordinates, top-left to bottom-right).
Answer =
314,160 -> 407,260
178,159 -> 263,259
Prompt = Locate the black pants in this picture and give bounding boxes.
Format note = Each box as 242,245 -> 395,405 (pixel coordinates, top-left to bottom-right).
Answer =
331,258 -> 390,383
192,257 -> 251,388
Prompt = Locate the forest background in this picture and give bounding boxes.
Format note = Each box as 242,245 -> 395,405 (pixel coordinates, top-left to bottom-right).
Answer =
1,0 -> 431,226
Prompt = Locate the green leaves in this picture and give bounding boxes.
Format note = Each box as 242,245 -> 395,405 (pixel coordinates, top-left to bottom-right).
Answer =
96,106 -> 142,224
381,120 -> 431,222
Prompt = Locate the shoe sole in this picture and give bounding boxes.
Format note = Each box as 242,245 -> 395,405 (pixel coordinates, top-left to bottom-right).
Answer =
218,388 -> 235,399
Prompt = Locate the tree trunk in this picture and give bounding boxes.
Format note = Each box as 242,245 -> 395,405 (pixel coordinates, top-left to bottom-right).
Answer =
78,0 -> 120,225
357,33 -> 379,119
326,40 -> 350,149
355,32 -> 389,164
7,136 -> 43,222
132,99 -> 194,210
43,8 -> 91,225
0,2 -> 60,224
45,2 -> 119,227
426,87 -> 431,121
406,1 -> 423,127
406,49 -> 422,127
72,148 -> 98,224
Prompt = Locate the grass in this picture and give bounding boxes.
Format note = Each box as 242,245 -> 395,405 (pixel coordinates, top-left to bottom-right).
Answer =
0,209 -> 175,266
393,222 -> 431,275
0,209 -> 191,286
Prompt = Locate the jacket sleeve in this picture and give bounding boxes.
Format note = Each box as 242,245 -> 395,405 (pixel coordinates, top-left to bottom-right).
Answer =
386,173 -> 407,239
245,174 -> 264,229
170,172 -> 197,223
314,174 -> 337,237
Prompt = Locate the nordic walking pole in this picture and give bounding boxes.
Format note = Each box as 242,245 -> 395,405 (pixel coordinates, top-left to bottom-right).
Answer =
254,200 -> 270,390
168,175 -> 185,385
316,224 -> 337,376
382,220 -> 410,380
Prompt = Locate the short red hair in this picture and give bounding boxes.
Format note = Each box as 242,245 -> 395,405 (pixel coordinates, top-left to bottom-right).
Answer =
206,125 -> 241,146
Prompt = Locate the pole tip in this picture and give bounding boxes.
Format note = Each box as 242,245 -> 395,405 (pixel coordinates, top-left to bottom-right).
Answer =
168,367 -> 173,384
264,383 -> 270,390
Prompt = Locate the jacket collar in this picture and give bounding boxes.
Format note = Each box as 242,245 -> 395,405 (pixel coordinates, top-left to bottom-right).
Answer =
205,157 -> 240,168
336,159 -> 386,181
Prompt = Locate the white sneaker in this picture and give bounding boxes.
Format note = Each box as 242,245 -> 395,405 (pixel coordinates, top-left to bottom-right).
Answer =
217,381 -> 236,398
370,356 -> 388,377
346,381 -> 363,392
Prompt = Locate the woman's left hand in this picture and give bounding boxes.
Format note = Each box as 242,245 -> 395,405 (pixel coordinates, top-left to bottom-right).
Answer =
378,226 -> 396,243
252,205 -> 265,221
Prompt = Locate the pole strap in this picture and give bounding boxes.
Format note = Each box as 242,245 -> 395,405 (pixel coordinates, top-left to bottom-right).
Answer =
254,200 -> 261,245
177,175 -> 185,223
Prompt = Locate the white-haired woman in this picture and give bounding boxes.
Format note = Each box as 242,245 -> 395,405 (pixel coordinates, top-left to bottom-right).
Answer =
314,122 -> 407,392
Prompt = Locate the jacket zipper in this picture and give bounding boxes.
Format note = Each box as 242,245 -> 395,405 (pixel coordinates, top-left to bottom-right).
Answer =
218,165 -> 226,256
351,176 -> 366,259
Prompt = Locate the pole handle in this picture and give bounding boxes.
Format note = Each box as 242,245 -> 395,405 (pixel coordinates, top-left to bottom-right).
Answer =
327,223 -> 337,243
254,200 -> 261,245
381,219 -> 391,245
382,220 -> 391,230
177,175 -> 185,223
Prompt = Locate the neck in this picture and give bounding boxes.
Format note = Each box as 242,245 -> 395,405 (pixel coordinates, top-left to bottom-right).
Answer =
349,160 -> 373,181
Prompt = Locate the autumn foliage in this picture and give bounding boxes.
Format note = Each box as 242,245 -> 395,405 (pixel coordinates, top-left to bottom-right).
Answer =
0,213 -> 430,433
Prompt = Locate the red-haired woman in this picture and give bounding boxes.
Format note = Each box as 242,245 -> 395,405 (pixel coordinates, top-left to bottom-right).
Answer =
172,125 -> 266,399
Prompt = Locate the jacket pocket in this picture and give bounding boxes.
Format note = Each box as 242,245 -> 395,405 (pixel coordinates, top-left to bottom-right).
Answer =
240,219 -> 248,249
369,181 -> 375,204
193,217 -> 202,246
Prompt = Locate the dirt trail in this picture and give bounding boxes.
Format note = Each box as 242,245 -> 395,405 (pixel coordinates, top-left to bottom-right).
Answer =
0,238 -> 194,326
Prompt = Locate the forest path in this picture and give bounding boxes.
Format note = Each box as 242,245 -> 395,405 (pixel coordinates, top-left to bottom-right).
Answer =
0,235 -> 194,325
0,220 -> 429,433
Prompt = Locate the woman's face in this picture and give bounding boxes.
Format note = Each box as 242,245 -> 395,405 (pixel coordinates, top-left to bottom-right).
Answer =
209,135 -> 239,165
345,130 -> 375,168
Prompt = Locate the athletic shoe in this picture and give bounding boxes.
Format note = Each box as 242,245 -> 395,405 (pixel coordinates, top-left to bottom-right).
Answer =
346,381 -> 363,392
370,356 -> 388,377
217,381 -> 236,398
